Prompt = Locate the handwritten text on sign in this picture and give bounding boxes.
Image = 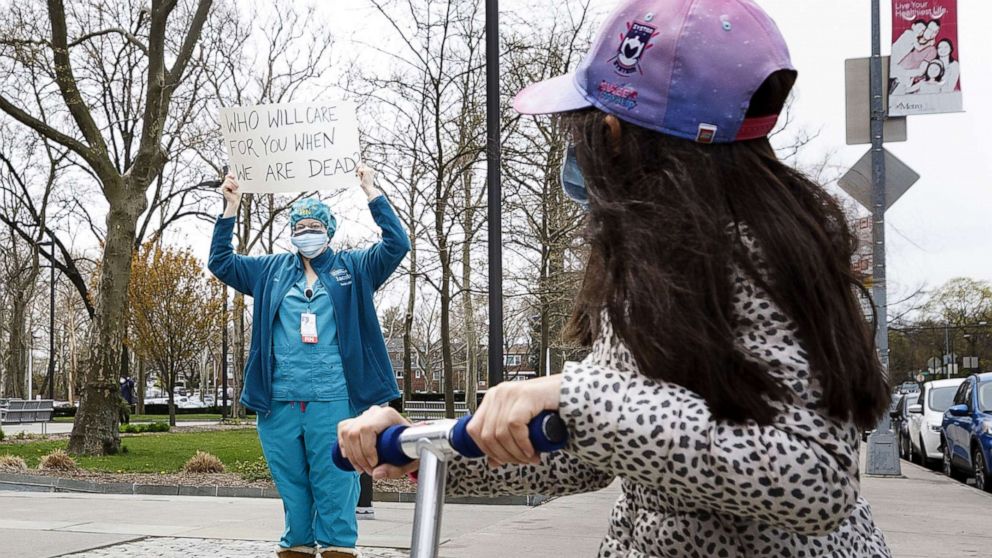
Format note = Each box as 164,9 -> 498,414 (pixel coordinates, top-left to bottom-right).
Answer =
219,102 -> 361,193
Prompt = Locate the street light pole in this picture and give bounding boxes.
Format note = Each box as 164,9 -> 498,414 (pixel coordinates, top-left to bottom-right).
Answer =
865,0 -> 900,477
485,0 -> 504,390
38,237 -> 57,401
47,232 -> 55,401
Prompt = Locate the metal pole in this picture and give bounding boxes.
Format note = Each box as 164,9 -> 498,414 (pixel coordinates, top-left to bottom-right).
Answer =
485,0 -> 504,390
944,324 -> 950,378
48,237 -> 55,401
869,0 -> 888,384
865,0 -> 900,477
27,342 -> 32,399
410,443 -> 447,558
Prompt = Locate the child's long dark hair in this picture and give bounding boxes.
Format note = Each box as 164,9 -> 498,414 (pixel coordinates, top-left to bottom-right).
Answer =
563,73 -> 889,428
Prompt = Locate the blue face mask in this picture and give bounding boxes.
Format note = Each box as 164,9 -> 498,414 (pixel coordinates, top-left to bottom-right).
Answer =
561,145 -> 589,211
292,230 -> 329,259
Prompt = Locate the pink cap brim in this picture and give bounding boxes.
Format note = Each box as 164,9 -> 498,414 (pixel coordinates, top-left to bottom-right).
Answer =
512,73 -> 592,115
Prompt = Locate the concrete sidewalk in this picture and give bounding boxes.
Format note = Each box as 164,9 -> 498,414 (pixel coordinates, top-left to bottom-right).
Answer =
862,458 -> 990,557
0,456 -> 988,557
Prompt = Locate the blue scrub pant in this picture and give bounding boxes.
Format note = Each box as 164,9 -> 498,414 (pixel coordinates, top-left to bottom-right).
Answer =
257,400 -> 359,549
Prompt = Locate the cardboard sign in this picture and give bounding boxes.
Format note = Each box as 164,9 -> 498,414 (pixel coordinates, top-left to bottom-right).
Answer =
889,0 -> 963,116
219,101 -> 361,193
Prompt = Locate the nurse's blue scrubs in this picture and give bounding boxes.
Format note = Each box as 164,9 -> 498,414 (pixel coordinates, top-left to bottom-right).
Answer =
256,274 -> 359,550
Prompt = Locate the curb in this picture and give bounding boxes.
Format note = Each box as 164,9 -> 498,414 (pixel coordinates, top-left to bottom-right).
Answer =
0,472 -> 546,506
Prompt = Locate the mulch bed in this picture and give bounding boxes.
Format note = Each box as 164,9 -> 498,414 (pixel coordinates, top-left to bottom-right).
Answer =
15,467 -> 417,492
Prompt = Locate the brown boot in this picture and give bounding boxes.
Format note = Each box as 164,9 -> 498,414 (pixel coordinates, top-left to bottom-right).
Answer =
276,547 -> 317,558
320,548 -> 359,558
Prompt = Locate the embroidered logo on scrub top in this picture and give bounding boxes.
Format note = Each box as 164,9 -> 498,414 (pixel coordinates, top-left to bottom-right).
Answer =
331,268 -> 353,286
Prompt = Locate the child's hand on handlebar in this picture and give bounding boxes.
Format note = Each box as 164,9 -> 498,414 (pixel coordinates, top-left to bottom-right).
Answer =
337,406 -> 416,478
467,374 -> 562,468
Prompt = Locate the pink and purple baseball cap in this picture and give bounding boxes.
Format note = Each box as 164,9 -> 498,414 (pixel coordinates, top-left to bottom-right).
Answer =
512,0 -> 796,144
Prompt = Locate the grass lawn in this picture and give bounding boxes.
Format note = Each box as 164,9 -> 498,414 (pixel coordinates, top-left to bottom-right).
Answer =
0,429 -> 263,473
53,414 -> 252,424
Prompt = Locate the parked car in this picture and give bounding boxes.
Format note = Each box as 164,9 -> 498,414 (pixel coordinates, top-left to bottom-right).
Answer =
896,381 -> 921,395
891,393 -> 919,460
941,372 -> 992,492
908,378 -> 965,468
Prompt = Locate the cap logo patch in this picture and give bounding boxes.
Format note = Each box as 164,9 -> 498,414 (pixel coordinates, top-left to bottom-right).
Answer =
696,124 -> 718,143
611,21 -> 659,76
597,81 -> 638,110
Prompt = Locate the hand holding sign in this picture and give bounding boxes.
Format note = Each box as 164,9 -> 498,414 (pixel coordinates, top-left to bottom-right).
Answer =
219,101 -> 362,193
355,163 -> 381,201
219,172 -> 241,219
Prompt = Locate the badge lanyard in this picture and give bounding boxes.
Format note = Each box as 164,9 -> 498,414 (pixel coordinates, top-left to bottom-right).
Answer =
301,280 -> 318,344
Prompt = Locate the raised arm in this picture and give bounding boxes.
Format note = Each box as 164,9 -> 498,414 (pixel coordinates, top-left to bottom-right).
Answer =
353,164 -> 410,290
206,174 -> 267,295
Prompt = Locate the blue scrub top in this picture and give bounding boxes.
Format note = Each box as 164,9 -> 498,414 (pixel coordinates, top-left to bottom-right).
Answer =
271,274 -> 348,402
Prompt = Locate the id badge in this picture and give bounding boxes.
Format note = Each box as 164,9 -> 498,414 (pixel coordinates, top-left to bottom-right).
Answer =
301,313 -> 318,344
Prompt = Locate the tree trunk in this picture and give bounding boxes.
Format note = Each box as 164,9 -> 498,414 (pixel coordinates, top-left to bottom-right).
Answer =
167,368 -> 176,427
462,221 -> 478,412
438,215 -> 454,418
548,244 -> 567,374
232,291 -> 246,419
4,295 -> 29,399
68,190 -> 145,455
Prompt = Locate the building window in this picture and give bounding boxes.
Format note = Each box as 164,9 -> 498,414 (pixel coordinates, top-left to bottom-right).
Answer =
505,354 -> 522,366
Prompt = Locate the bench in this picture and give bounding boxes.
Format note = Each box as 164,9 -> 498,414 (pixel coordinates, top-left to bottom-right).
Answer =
1,399 -> 55,434
403,400 -> 469,421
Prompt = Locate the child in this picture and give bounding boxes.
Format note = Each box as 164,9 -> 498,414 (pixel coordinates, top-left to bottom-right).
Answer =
339,1 -> 892,556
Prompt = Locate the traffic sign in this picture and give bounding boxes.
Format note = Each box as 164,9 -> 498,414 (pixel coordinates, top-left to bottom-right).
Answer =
845,56 -> 907,145
839,148 -> 920,211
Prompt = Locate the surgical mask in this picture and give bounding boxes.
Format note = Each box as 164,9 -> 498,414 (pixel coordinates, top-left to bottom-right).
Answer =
561,145 -> 589,211
292,230 -> 329,259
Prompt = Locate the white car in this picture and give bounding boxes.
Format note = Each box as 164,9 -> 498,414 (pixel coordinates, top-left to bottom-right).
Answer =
908,378 -> 965,467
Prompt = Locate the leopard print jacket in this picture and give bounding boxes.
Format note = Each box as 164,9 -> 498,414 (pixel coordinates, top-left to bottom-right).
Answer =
446,254 -> 892,557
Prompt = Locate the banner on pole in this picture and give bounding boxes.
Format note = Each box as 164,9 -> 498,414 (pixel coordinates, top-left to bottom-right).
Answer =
889,0 -> 963,116
219,101 -> 361,193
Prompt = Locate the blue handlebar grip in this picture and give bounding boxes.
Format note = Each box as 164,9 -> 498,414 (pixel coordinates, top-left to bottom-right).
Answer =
450,415 -> 484,458
331,424 -> 413,471
450,411 -> 568,458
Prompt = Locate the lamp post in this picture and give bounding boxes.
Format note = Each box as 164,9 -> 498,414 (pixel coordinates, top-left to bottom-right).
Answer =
38,236 -> 56,401
485,0 -> 504,390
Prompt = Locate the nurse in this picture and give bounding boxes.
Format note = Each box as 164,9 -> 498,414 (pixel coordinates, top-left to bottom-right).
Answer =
208,164 -> 409,558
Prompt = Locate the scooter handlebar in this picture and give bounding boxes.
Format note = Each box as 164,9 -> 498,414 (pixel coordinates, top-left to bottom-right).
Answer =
332,410 -> 568,472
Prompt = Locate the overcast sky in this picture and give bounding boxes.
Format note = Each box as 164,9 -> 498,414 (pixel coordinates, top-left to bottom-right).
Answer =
196,0 -> 991,313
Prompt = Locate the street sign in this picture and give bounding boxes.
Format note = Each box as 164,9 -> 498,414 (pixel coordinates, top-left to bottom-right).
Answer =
927,357 -> 942,370
839,148 -> 920,211
964,356 -> 979,369
845,56 -> 908,145
916,373 -> 925,383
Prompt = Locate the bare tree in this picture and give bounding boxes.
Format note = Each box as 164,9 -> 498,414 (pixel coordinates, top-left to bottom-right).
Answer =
0,0 -> 220,454
351,0 -> 490,417
501,2 -> 593,377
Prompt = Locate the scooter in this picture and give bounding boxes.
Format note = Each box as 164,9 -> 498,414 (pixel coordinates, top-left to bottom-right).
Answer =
332,411 -> 567,558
